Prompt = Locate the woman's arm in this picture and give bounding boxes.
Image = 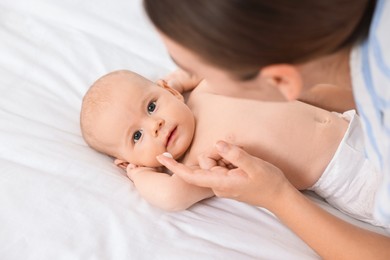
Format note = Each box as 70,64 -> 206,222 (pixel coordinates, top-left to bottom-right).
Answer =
128,165 -> 214,211
157,141 -> 390,259
298,84 -> 356,113
274,183 -> 390,260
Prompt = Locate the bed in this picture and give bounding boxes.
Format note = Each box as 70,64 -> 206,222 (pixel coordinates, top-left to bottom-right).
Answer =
1,0 -> 388,259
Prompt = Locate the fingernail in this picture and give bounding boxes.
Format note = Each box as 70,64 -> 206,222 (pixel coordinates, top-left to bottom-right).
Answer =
216,141 -> 228,153
162,152 -> 173,158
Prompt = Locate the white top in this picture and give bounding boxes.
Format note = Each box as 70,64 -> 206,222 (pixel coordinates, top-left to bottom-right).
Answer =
350,0 -> 390,224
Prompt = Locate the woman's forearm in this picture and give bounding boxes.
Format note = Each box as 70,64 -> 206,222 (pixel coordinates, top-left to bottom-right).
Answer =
157,143 -> 390,258
271,184 -> 390,259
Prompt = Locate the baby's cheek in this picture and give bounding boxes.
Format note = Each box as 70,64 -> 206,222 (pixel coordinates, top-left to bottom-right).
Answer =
143,150 -> 166,168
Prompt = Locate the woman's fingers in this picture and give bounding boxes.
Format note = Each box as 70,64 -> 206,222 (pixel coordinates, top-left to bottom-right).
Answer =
197,146 -> 222,169
214,141 -> 256,173
157,141 -> 288,208
209,141 -> 288,206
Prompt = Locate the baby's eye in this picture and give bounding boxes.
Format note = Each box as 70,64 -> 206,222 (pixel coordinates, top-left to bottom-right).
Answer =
147,101 -> 156,114
133,130 -> 142,143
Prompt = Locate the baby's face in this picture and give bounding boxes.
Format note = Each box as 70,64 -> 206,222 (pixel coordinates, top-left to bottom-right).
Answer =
96,74 -> 195,167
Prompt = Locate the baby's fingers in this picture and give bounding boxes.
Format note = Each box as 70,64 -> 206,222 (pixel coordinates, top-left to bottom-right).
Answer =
126,163 -> 140,181
198,146 -> 222,169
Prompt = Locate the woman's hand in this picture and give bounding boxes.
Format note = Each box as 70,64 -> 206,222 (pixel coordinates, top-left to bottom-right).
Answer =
156,140 -> 292,210
158,141 -> 390,259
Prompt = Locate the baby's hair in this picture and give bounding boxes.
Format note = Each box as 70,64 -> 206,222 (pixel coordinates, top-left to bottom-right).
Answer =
80,70 -> 132,156
81,70 -> 155,158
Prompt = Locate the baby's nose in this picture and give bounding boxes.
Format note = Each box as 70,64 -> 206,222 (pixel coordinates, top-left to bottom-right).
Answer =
152,118 -> 165,137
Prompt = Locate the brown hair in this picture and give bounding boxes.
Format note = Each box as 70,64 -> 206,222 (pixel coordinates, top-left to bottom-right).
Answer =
144,0 -> 376,76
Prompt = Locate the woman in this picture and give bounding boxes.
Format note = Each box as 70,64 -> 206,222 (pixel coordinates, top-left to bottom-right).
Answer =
144,0 -> 390,259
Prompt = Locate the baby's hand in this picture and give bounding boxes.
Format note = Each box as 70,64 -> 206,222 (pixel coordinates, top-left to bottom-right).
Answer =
126,164 -> 143,181
160,69 -> 201,93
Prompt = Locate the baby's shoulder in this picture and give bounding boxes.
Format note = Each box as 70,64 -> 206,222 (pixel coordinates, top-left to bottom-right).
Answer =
186,82 -> 218,108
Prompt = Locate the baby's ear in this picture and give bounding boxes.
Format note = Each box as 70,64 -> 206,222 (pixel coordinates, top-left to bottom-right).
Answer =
156,79 -> 184,102
114,158 -> 129,170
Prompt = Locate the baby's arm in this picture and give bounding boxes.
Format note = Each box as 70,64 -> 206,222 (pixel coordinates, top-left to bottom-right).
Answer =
127,165 -> 214,211
159,69 -> 202,93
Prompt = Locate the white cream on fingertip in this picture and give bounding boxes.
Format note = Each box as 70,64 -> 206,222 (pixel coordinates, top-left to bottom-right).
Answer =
162,152 -> 173,158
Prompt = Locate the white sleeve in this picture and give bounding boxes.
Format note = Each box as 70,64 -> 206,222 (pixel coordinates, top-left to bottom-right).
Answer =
351,0 -> 390,224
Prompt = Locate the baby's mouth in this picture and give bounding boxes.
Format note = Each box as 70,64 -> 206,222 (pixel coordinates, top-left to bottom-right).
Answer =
165,126 -> 177,148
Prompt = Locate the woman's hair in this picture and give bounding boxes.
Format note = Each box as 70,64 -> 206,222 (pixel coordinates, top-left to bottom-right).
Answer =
144,0 -> 376,77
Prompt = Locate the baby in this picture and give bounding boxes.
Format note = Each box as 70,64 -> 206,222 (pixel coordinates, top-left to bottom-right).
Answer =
80,70 -> 383,227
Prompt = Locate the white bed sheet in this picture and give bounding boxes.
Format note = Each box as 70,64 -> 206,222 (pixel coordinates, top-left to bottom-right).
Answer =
0,0 -> 388,259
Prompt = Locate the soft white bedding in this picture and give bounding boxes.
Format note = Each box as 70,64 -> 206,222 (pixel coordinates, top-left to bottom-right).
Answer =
0,0 -> 388,259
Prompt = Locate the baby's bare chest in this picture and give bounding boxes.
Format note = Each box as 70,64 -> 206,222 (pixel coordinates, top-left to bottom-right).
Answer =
182,96 -> 296,166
